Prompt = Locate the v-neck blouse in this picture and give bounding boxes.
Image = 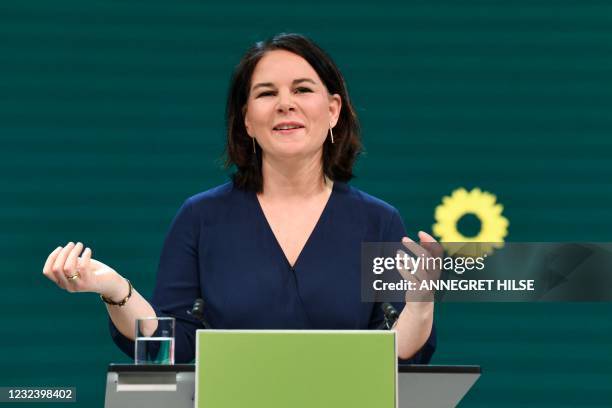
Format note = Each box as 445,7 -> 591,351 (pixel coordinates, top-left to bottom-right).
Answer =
253,181 -> 336,270
109,181 -> 436,364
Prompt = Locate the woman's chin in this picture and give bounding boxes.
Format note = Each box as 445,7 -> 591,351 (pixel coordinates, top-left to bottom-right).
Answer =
268,142 -> 316,159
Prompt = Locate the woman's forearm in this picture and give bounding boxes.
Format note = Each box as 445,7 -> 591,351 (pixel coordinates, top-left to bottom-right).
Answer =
103,273 -> 157,340
393,303 -> 434,360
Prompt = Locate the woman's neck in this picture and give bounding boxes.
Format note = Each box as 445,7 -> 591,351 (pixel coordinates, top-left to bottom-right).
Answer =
259,153 -> 332,200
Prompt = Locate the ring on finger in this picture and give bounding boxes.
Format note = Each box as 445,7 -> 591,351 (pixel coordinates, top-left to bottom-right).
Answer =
66,271 -> 81,281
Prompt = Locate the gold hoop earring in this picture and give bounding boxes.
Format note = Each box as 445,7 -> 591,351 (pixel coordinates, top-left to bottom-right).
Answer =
329,126 -> 334,144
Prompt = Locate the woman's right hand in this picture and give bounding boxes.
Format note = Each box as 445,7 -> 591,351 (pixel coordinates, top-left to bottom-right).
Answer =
42,242 -> 124,299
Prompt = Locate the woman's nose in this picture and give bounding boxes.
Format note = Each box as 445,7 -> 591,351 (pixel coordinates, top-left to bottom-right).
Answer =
276,91 -> 296,113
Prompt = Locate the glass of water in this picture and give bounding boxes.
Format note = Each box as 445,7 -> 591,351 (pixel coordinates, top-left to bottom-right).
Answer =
135,316 -> 175,365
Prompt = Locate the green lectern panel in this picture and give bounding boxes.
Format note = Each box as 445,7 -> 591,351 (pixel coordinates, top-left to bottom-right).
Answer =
195,330 -> 396,408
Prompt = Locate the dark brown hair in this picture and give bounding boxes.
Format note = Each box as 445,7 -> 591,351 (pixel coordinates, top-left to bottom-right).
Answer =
224,33 -> 362,192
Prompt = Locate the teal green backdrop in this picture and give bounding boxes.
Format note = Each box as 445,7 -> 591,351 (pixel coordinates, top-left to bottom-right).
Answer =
1,1 -> 611,406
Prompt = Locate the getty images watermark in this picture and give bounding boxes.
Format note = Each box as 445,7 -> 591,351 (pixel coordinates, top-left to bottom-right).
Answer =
361,242 -> 612,302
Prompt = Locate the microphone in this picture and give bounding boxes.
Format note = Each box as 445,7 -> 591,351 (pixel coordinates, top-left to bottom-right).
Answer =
187,298 -> 212,329
381,302 -> 399,330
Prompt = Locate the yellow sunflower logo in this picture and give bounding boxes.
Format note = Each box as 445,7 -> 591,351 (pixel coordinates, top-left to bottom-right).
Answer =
433,187 -> 509,257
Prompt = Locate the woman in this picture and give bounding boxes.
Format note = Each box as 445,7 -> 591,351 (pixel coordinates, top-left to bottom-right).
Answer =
42,33 -> 436,363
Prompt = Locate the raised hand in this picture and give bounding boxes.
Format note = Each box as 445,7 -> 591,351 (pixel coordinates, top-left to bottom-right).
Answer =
42,242 -> 122,297
397,231 -> 443,304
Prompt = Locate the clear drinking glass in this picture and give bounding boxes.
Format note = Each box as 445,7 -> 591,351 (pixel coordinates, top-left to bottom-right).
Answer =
134,317 -> 175,365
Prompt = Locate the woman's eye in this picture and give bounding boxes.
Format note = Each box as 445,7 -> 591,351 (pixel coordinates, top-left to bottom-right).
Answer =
295,87 -> 312,94
256,91 -> 275,98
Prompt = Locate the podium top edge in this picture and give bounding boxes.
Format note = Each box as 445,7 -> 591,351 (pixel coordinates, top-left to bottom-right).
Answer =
108,364 -> 195,372
196,329 -> 394,334
399,364 -> 481,374
108,364 -> 481,374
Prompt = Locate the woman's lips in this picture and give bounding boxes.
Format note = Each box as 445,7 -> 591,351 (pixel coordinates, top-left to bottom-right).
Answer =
272,127 -> 304,135
272,121 -> 305,135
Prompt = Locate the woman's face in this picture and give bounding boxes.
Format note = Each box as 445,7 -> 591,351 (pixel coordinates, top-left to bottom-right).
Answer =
244,50 -> 341,161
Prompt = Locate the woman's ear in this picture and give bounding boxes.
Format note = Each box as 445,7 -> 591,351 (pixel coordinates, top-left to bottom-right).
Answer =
243,106 -> 252,136
329,94 -> 342,128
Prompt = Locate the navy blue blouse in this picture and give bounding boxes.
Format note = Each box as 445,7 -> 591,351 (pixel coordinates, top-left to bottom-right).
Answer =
110,181 -> 436,363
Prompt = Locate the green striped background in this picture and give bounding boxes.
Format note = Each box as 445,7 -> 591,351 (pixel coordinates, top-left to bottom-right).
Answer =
1,1 -> 611,406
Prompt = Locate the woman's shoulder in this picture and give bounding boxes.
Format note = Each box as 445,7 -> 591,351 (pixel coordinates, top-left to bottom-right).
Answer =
171,181 -> 251,226
335,182 -> 406,239
187,181 -> 235,203
182,180 -> 249,212
337,182 -> 400,217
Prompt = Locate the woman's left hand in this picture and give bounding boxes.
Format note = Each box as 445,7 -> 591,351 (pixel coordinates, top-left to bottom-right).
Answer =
396,231 -> 443,314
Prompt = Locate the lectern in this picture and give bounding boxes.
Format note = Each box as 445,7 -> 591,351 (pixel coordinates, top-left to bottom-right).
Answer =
105,330 -> 480,408
105,364 -> 480,407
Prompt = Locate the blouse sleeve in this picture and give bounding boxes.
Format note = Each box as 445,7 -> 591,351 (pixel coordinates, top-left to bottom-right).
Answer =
368,208 -> 437,364
109,198 -> 202,363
